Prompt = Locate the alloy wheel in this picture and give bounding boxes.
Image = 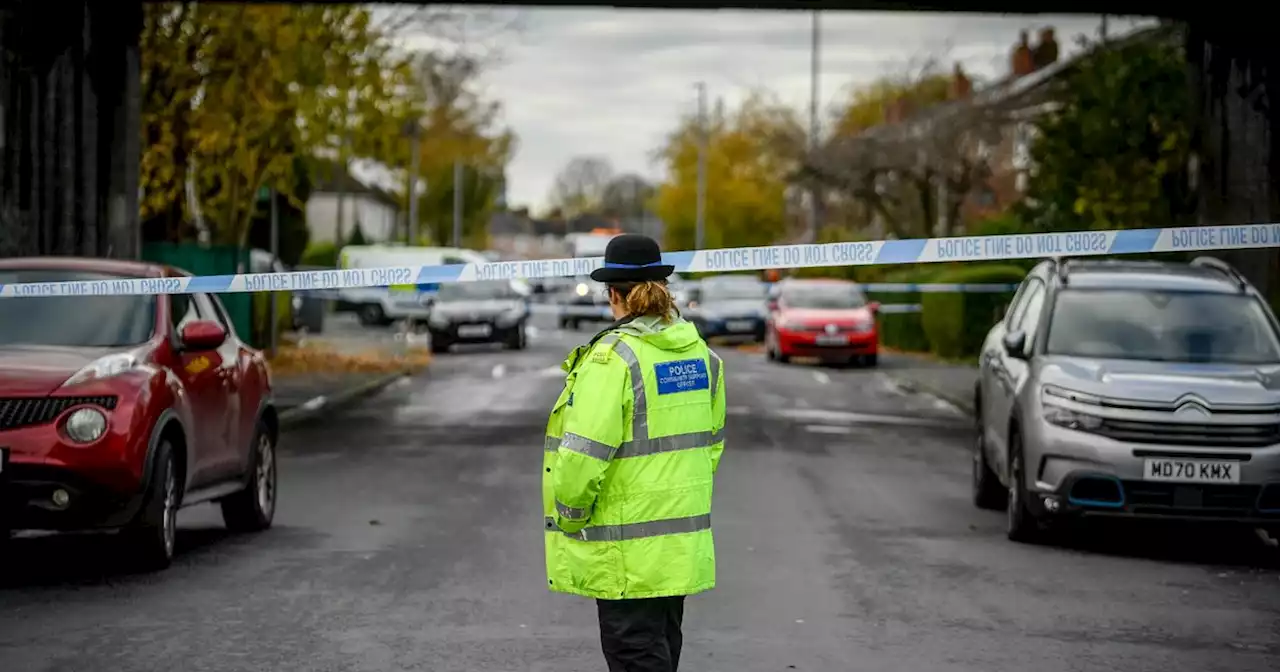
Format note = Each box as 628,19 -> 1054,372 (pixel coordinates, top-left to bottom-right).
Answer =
256,435 -> 276,519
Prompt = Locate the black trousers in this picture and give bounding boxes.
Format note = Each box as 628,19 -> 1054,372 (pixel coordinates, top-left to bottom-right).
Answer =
596,596 -> 686,672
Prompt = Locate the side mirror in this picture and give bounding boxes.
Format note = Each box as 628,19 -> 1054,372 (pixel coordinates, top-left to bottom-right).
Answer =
180,320 -> 227,351
1002,330 -> 1028,359
766,299 -> 779,311
868,301 -> 881,314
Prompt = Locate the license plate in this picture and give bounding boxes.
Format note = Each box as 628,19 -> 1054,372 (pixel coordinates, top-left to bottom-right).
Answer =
726,320 -> 754,332
815,334 -> 849,345
1143,458 -> 1240,484
458,324 -> 492,338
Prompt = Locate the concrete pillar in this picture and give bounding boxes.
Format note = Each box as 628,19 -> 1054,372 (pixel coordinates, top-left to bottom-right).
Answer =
1186,21 -> 1280,301
0,0 -> 141,259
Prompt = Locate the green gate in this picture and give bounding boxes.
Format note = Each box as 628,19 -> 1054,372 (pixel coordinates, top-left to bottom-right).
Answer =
141,243 -> 256,347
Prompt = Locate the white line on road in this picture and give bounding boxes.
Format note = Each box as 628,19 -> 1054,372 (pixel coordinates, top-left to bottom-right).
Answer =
299,396 -> 327,412
812,371 -> 830,385
805,425 -> 854,434
492,364 -> 507,379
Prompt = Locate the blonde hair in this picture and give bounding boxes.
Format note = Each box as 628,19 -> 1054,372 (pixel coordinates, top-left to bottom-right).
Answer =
610,281 -> 676,321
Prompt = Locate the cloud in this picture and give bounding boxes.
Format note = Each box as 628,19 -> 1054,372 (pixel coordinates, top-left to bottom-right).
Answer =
414,9 -> 1156,212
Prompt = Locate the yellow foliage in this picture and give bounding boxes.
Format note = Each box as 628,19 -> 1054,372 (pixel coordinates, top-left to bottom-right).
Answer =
140,4 -> 418,246
832,73 -> 951,138
652,92 -> 805,250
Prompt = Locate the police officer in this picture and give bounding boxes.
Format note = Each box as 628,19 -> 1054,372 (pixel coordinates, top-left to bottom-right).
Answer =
543,234 -> 726,672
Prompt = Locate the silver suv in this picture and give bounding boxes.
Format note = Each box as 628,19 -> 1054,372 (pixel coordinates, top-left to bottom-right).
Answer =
973,256 -> 1280,543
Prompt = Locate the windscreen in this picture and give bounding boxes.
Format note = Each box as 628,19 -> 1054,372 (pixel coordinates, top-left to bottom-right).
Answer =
437,280 -> 515,302
701,280 -> 767,301
1045,289 -> 1280,364
782,283 -> 867,309
0,270 -> 156,347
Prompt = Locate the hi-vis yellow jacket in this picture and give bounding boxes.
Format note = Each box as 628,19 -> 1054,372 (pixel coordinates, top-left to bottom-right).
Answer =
543,314 -> 726,600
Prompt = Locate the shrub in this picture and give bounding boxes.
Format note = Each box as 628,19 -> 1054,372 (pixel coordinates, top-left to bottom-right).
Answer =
301,241 -> 340,268
867,265 -> 944,353
920,264 -> 1027,360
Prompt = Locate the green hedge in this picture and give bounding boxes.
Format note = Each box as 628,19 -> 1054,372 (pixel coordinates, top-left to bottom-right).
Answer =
920,264 -> 1028,359
871,265 -> 943,353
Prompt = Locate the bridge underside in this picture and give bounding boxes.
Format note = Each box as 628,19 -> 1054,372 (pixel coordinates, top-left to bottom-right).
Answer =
0,0 -> 141,259
0,0 -> 1274,299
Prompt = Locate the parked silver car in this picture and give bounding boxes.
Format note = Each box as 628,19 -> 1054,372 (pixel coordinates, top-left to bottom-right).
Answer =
973,256 -> 1280,543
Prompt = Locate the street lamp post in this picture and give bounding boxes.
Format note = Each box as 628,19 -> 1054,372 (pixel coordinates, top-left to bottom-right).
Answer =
695,81 -> 708,250
405,120 -> 422,245
807,10 -> 822,244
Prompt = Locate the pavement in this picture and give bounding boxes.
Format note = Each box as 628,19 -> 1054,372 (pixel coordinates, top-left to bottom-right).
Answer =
1,313 -> 1278,671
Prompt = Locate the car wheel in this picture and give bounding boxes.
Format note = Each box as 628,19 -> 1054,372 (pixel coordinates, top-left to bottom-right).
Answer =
221,421 -> 277,533
972,408 -> 1005,511
507,326 -> 527,350
1006,430 -> 1046,543
125,441 -> 180,571
430,338 -> 449,354
358,304 -> 387,326
863,354 -> 878,367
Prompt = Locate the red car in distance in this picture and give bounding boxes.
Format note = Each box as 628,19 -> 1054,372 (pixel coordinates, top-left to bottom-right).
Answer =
765,278 -> 880,366
0,258 -> 278,570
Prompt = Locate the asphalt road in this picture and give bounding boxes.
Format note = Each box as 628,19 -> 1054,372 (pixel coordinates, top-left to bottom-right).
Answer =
2,313 -> 1278,672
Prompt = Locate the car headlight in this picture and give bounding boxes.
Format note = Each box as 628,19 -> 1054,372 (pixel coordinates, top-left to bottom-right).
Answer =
1041,385 -> 1104,432
775,317 -> 802,331
576,283 -> 589,297
63,407 -> 107,443
62,353 -> 137,387
852,317 -> 874,332
428,312 -> 450,328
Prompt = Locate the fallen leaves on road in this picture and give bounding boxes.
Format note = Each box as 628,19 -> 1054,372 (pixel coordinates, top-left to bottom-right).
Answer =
268,342 -> 431,376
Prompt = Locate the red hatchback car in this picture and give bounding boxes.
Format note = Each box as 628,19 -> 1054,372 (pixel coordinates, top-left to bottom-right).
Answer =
765,278 -> 880,366
0,258 -> 278,570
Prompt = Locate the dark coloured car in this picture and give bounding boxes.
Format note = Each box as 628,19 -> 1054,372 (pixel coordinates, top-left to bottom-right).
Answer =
686,276 -> 769,341
426,280 -> 530,353
0,258 -> 279,570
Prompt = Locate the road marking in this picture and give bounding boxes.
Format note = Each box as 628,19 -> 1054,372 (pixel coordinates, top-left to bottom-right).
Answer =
805,424 -> 853,434
540,366 -> 566,378
492,364 -> 507,379
299,396 -> 326,412
812,371 -> 830,385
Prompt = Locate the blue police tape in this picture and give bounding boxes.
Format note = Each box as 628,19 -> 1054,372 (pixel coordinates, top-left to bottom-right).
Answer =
0,223 -> 1270,298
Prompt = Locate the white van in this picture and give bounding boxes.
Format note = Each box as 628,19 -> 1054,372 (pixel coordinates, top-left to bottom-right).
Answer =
339,245 -> 491,326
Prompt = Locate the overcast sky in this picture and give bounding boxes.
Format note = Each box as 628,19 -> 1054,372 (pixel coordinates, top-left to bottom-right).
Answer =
408,9 -> 1155,213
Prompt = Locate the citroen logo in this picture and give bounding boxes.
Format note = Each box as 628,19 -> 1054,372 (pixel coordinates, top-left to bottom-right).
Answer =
825,324 -> 838,334
1174,399 -> 1211,418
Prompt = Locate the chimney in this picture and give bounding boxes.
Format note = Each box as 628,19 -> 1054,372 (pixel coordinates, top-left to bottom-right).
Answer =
1033,27 -> 1059,70
949,63 -> 972,99
1011,30 -> 1035,77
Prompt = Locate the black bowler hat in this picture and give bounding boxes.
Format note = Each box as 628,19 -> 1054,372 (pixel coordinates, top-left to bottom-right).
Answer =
590,234 -> 675,283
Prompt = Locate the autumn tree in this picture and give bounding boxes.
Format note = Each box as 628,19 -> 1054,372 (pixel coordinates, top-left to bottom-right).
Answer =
804,59 -> 1006,239
1018,30 -> 1194,231
401,52 -> 517,248
139,4 -> 419,248
548,157 -> 616,217
600,174 -> 656,222
653,92 -> 805,250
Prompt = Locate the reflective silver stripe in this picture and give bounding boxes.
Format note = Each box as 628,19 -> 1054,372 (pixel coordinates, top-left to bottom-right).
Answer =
544,435 -> 560,452
708,349 -> 722,400
545,513 -> 712,542
556,500 -> 589,520
612,339 -> 648,442
560,432 -> 615,461
614,429 -> 724,459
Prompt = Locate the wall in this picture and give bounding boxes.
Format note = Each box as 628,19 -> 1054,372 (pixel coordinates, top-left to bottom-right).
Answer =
305,192 -> 399,244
